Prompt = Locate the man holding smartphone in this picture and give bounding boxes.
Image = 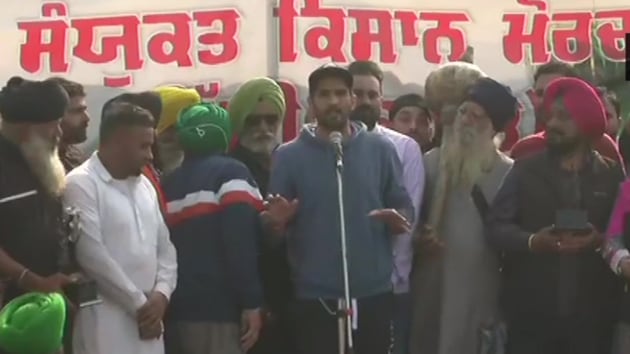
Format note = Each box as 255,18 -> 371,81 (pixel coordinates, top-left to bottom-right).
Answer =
528,209 -> 596,253
486,77 -> 624,354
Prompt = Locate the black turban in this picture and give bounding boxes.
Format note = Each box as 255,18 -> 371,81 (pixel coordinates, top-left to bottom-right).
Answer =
0,76 -> 69,124
388,93 -> 428,121
467,77 -> 518,132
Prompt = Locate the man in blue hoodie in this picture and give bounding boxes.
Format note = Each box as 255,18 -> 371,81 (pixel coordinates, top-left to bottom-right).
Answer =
263,64 -> 414,354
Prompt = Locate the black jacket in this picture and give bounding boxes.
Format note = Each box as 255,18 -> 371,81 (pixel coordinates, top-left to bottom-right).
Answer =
486,150 -> 624,328
230,144 -> 296,354
230,144 -> 294,310
0,135 -> 64,304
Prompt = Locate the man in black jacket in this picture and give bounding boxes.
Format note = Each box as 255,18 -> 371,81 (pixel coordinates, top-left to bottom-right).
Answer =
0,77 -> 76,354
486,77 -> 624,354
228,77 -> 295,354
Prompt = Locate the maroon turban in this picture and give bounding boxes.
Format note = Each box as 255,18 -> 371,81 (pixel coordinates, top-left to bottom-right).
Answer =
542,77 -> 606,140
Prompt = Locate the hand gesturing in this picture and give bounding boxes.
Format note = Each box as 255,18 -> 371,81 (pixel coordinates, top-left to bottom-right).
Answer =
261,194 -> 298,234
368,209 -> 411,234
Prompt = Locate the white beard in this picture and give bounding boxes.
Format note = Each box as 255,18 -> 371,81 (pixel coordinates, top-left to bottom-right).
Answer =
157,141 -> 184,175
425,122 -> 498,229
239,132 -> 279,156
20,134 -> 66,197
442,122 -> 498,190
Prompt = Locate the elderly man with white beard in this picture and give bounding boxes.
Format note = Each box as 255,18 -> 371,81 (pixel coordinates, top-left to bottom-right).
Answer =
227,77 -> 296,354
410,65 -> 518,354
154,86 -> 202,176
0,76 -> 76,349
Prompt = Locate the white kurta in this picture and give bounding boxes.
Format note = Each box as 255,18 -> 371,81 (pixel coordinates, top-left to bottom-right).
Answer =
63,153 -> 178,354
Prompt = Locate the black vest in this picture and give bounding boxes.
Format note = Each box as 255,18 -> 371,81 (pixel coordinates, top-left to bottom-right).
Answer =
0,135 -> 63,303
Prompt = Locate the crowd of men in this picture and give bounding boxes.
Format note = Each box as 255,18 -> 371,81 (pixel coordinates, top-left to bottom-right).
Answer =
0,58 -> 628,354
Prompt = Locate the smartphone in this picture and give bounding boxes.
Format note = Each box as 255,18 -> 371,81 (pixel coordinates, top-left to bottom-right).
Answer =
64,279 -> 103,308
553,209 -> 590,233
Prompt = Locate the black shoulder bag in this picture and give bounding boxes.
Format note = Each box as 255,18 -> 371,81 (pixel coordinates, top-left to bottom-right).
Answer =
471,184 -> 489,220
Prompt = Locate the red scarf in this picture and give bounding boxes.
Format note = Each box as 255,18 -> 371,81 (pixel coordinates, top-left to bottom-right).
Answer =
142,164 -> 167,214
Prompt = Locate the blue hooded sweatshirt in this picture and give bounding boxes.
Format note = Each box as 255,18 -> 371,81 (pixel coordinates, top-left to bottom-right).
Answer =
268,122 -> 413,299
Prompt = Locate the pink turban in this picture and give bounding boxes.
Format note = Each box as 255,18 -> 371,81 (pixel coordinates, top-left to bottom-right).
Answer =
542,77 -> 606,140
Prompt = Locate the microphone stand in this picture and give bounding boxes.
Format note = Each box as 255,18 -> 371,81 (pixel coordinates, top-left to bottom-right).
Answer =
334,149 -> 354,354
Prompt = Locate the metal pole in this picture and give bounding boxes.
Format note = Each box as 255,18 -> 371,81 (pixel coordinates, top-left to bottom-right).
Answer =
338,299 -> 346,354
335,162 -> 354,354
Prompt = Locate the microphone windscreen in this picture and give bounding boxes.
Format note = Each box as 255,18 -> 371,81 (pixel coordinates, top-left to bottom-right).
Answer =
329,131 -> 343,144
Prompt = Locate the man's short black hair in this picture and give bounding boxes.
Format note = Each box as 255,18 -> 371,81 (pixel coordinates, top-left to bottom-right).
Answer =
308,64 -> 353,96
533,62 -> 579,82
348,61 -> 384,84
104,92 -> 163,128
99,102 -> 155,142
45,77 -> 85,98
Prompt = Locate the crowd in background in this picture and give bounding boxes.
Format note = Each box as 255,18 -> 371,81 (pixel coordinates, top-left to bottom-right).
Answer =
0,58 -> 628,354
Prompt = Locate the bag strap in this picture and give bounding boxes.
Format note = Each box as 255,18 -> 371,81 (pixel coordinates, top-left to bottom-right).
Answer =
472,184 -> 505,273
471,184 -> 489,220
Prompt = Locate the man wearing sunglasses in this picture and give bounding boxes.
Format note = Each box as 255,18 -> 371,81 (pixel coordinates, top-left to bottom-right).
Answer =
228,77 -> 295,354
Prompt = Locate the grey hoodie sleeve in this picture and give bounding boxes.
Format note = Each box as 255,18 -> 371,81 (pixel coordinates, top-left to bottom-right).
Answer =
382,141 -> 414,223
269,145 -> 296,199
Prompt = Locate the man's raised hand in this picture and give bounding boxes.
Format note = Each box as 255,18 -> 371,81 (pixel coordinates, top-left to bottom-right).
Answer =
368,209 -> 411,234
261,194 -> 298,235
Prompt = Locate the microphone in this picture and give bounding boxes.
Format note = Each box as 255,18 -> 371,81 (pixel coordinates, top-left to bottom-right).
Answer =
329,131 -> 343,169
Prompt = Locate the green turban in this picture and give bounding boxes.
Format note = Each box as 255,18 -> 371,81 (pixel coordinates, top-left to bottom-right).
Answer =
228,77 -> 286,136
176,102 -> 232,154
0,292 -> 67,354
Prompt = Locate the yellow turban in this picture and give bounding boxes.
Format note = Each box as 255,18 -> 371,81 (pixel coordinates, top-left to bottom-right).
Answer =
228,78 -> 286,136
154,86 -> 202,135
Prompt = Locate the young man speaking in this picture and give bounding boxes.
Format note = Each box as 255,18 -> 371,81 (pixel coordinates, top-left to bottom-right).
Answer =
263,64 -> 413,354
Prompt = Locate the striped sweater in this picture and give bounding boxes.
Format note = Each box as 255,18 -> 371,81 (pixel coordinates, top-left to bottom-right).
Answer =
162,153 -> 264,322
